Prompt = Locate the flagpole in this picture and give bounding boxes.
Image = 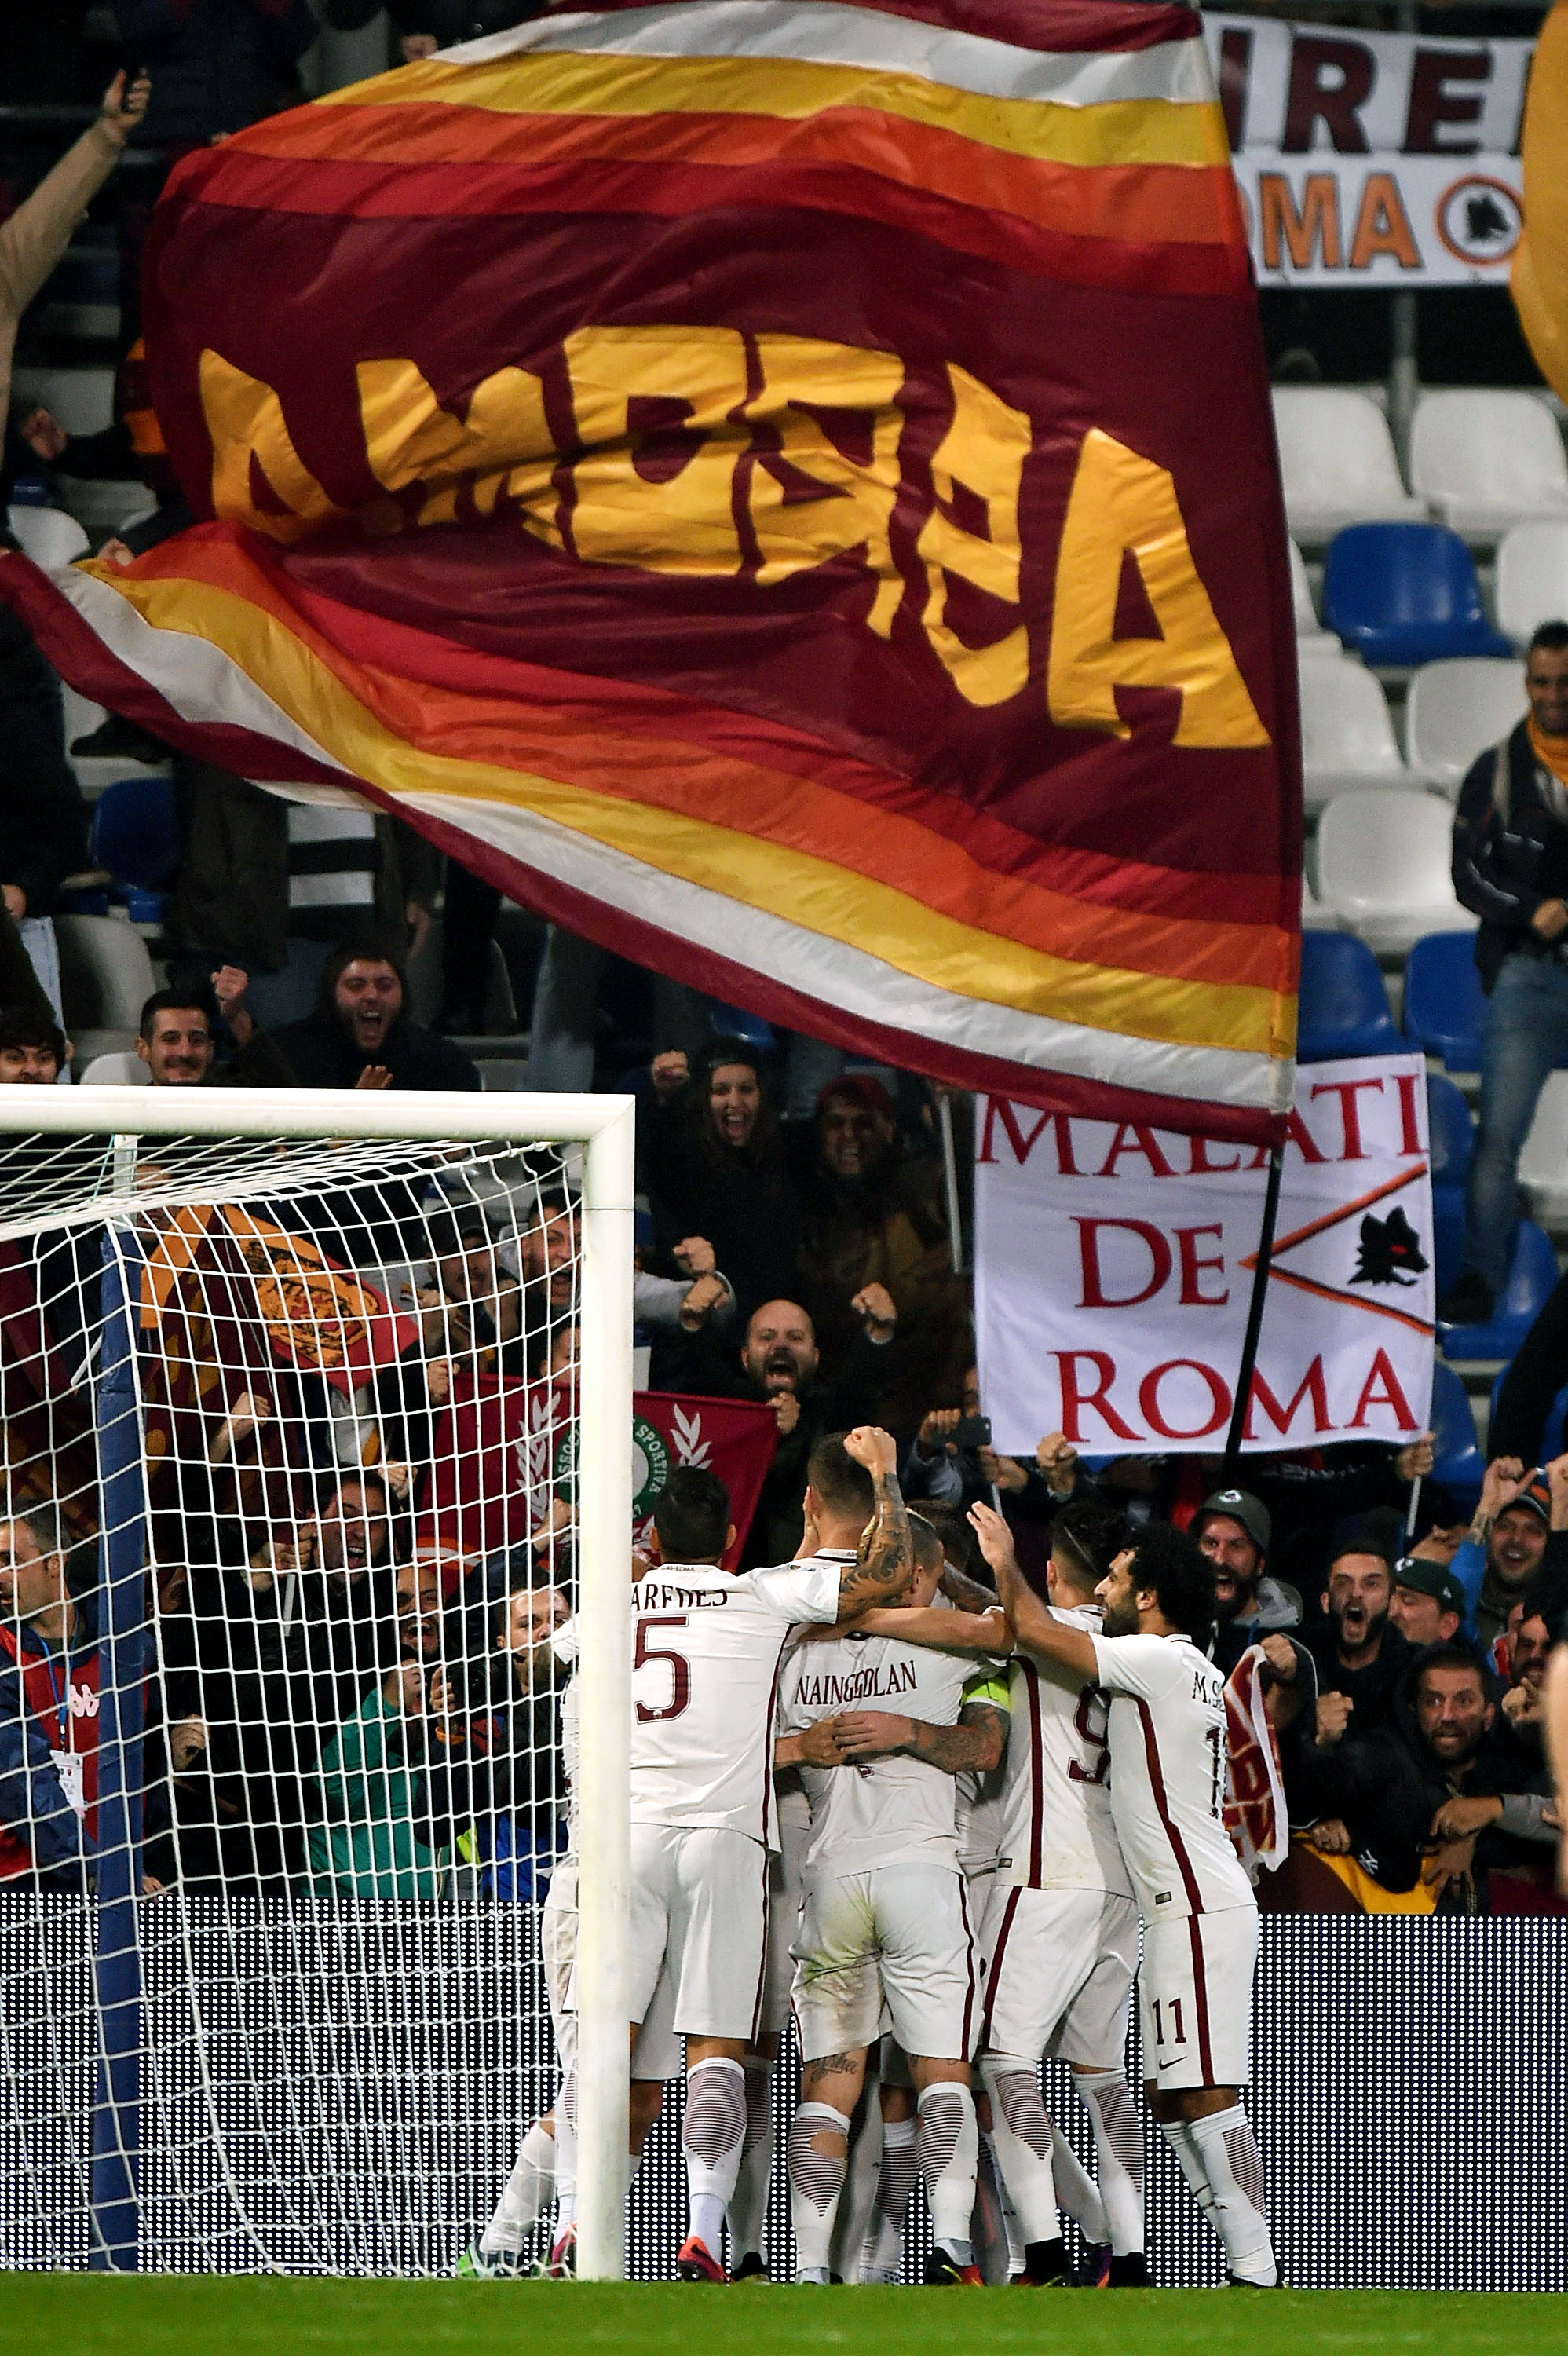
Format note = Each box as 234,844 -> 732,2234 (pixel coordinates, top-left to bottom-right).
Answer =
1223,1141 -> 1285,1475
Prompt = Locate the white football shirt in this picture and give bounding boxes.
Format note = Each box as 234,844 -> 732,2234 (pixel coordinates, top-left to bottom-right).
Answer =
630,1553 -> 844,1843
1090,1630 -> 1255,1920
997,1605 -> 1132,1897
779,1625 -> 994,1882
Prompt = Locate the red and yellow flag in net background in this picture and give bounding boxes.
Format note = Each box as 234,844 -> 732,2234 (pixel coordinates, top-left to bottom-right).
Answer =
0,0 -> 1301,1137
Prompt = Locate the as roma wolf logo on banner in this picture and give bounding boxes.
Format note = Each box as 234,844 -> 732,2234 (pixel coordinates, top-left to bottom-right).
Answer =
0,0 -> 1301,1140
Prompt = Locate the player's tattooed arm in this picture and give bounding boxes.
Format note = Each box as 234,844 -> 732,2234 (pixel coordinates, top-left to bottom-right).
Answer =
835,1426 -> 915,1614
969,1502 -> 1098,1680
938,1560 -> 1001,1615
853,1602 -> 1007,1655
833,1702 -> 1008,1774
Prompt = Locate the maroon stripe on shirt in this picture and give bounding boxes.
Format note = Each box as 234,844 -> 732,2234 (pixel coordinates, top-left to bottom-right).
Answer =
1021,1661 -> 1044,1888
1134,1697 -> 1204,1917
1186,1914 -> 1215,2083
978,1884 -> 1021,2047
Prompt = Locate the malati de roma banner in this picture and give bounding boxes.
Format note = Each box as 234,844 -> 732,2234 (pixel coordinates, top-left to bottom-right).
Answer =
0,0 -> 1300,1137
974,1054 -> 1435,1454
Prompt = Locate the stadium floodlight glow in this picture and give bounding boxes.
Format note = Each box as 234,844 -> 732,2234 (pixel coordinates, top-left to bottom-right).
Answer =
0,1086 -> 632,2281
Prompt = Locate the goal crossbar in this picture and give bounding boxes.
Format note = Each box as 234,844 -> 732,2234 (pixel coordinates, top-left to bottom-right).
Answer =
0,1086 -> 635,2281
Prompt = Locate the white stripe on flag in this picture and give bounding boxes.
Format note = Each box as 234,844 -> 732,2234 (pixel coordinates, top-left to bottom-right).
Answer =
440,2 -> 1214,112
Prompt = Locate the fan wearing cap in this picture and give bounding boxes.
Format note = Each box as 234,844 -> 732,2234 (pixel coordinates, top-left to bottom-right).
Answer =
1389,1554 -> 1468,1649
1448,1458 -> 1555,1652
794,1074 -> 971,1436
1191,1489 -> 1309,1681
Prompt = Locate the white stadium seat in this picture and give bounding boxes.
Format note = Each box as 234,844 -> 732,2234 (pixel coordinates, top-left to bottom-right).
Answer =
1299,660 -> 1420,813
9,364 -> 115,438
6,503 -> 89,569
1496,520 -> 1568,649
1300,880 -> 1341,930
1404,658 -> 1527,796
1272,387 -> 1426,546
1519,1073 -> 1568,1225
1315,790 -> 1476,957
79,1050 -> 149,1086
1410,391 -> 1568,543
55,913 -> 158,1070
1289,538 -> 1342,660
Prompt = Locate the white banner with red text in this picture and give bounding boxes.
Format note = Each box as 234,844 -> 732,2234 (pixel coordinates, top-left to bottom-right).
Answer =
1205,14 -> 1532,285
974,1055 -> 1435,1457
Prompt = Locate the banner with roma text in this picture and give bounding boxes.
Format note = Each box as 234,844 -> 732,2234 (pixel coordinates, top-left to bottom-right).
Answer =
974,1053 -> 1435,1456
0,0 -> 1300,1140
1207,14 -> 1533,285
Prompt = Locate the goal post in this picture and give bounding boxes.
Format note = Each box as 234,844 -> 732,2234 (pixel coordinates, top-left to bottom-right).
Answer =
0,1085 -> 634,2280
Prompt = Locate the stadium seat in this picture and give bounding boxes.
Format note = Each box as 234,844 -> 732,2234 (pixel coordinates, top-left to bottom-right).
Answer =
1403,658 -> 1527,796
78,1050 -> 148,1085
9,363 -> 115,437
1496,520 -> 1568,649
1289,538 -> 1341,659
1299,660 -> 1417,813
406,920 -> 519,1036
1519,1071 -> 1568,1226
708,1000 -> 776,1050
54,913 -> 157,1070
90,774 -> 180,920
1401,931 -> 1488,1073
1489,1366 -> 1568,1466
5,503 -> 89,569
1271,387 -> 1426,546
1295,929 -> 1402,1062
1300,880 -> 1340,930
1427,1073 -> 1473,1294
1439,1217 -> 1558,1363
1315,792 -> 1477,957
1409,390 -> 1568,543
1429,1361 -> 1484,1509
1321,524 -> 1512,669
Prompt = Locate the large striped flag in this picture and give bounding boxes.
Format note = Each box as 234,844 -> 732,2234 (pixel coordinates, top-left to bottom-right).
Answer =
0,0 -> 1301,1137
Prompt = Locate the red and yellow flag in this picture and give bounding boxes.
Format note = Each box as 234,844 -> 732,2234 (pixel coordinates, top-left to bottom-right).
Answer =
0,0 -> 1301,1136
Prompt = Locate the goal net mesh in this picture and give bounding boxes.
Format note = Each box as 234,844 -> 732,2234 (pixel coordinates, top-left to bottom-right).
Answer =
0,1121 -> 587,2273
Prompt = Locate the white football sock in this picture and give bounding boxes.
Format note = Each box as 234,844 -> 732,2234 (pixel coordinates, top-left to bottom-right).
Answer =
554,2069 -> 578,2231
1076,2069 -> 1145,2255
788,2102 -> 850,2281
917,2081 -> 978,2265
971,2130 -> 1012,2285
683,2056 -> 747,2257
1050,2122 -> 1107,2246
1187,2107 -> 1277,2286
859,2114 -> 916,2282
726,2057 -> 774,2263
480,2118 -> 555,2255
979,2056 -> 1059,2246
1159,2118 -> 1213,2227
830,2079 -> 883,2282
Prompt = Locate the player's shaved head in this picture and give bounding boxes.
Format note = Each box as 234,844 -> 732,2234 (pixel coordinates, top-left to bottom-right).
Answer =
652,1465 -> 732,1564
908,1515 -> 944,1575
1051,1498 -> 1124,1598
806,1433 -> 875,1523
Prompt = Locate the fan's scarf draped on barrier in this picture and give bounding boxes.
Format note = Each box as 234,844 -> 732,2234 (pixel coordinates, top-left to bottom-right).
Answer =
0,0 -> 1301,1138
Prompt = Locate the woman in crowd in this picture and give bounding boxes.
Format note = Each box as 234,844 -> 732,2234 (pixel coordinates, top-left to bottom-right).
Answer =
638,1037 -> 802,1326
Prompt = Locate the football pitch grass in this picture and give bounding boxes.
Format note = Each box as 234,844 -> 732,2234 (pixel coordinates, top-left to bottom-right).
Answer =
0,2278 -> 1552,2356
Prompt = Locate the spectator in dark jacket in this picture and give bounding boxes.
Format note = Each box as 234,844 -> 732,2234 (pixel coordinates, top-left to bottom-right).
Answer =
137,974 -> 295,1085
111,0 -> 316,147
0,1506 -> 96,1892
272,941 -> 480,1092
639,1038 -> 802,1326
1284,1537 -> 1414,1814
1292,1644 -> 1554,1910
1443,620 -> 1568,1325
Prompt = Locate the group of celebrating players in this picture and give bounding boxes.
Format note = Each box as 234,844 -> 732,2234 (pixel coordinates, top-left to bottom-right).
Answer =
462,1425 -> 1277,2290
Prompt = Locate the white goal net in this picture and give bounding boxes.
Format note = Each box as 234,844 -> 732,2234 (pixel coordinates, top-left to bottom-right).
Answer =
0,1088 -> 632,2276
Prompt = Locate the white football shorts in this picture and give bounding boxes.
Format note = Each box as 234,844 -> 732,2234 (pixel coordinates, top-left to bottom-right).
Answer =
628,1821 -> 770,2044
541,1861 -> 578,2078
791,1863 -> 977,2065
1138,1904 -> 1259,2091
978,1883 -> 1139,2071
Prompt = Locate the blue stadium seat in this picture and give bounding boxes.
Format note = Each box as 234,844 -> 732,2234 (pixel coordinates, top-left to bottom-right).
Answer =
1440,1218 -> 1559,1362
1321,523 -> 1513,668
91,774 -> 180,894
1296,931 -> 1402,1063
1430,1361 -> 1483,1509
708,1000 -> 776,1051
1402,931 -> 1488,1074
1427,1074 -> 1474,1296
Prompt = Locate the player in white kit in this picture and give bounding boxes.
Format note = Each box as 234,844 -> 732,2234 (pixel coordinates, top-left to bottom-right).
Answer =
971,1504 -> 1278,2288
776,1515 -> 1008,2287
629,1430 -> 915,2283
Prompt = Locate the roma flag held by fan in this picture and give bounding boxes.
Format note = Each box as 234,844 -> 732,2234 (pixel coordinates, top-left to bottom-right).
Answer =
0,0 -> 1300,1139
